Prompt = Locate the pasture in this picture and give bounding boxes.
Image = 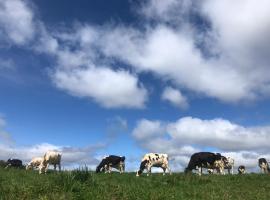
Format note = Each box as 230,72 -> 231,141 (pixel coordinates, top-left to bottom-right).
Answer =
0,168 -> 269,200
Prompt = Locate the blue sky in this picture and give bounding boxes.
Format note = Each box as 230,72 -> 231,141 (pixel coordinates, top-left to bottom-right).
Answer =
0,0 -> 270,172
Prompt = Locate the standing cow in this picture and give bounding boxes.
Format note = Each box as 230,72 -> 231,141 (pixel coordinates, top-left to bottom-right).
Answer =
238,165 -> 246,174
223,156 -> 234,174
39,151 -> 61,174
5,159 -> 23,169
258,158 -> 269,174
26,157 -> 43,170
185,152 -> 223,176
136,153 -> 171,176
96,155 -> 125,173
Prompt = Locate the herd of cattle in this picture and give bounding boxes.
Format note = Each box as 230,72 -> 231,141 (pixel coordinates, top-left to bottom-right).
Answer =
1,151 -> 270,176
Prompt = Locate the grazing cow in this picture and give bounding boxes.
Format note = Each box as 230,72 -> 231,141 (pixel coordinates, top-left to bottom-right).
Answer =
26,157 -> 43,170
258,158 -> 269,174
96,155 -> 125,173
208,156 -> 234,175
39,151 -> 61,174
238,165 -> 246,174
5,159 -> 23,169
136,153 -> 171,176
185,152 -> 222,176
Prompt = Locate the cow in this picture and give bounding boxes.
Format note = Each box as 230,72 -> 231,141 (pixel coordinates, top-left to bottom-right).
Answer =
207,159 -> 226,175
26,157 -> 43,170
208,156 -> 234,175
5,159 -> 23,169
96,155 -> 125,173
223,156 -> 234,174
136,153 -> 171,176
39,151 -> 61,174
258,158 -> 269,174
185,152 -> 222,176
238,165 -> 246,174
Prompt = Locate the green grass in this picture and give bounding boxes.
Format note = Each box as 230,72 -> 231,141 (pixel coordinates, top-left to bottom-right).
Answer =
0,168 -> 270,200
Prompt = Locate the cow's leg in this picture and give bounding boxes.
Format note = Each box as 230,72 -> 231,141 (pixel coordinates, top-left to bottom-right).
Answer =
54,164 -> 56,171
199,167 -> 202,176
147,165 -> 151,176
119,164 -> 123,174
58,163 -> 61,172
167,165 -> 172,175
45,163 -> 49,174
162,167 -> 166,175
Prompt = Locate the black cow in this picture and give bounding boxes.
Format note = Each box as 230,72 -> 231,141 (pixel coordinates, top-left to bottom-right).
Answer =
258,158 -> 269,174
185,152 -> 222,175
238,165 -> 246,174
5,159 -> 23,168
96,155 -> 125,173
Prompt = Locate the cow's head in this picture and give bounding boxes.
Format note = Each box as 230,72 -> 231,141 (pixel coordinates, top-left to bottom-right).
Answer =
215,153 -> 222,161
184,167 -> 192,174
136,160 -> 148,176
26,164 -> 32,170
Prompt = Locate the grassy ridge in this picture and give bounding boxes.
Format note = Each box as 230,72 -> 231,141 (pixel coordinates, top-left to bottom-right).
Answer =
0,168 -> 270,200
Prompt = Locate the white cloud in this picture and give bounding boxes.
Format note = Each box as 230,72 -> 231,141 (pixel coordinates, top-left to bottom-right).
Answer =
52,66 -> 147,108
0,0 -> 35,45
132,116 -> 270,171
3,0 -> 270,106
162,86 -> 188,109
138,0 -> 192,24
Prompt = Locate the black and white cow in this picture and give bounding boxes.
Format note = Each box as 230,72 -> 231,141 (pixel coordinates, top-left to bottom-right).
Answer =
208,156 -> 234,175
136,153 -> 171,176
185,152 -> 223,176
258,158 -> 269,174
238,165 -> 246,174
96,155 -> 125,173
5,159 -> 23,169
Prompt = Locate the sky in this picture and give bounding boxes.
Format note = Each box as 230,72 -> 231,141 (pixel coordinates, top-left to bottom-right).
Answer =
0,0 -> 270,172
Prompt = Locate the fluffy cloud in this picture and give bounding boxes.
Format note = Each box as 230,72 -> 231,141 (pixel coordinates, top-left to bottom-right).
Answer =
161,87 -> 188,109
0,0 -> 35,45
132,117 -> 270,171
2,0 -> 270,106
0,143 -> 105,169
52,67 -> 147,108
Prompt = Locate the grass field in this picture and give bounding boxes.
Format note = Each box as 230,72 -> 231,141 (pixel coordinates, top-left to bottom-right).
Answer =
0,168 -> 270,200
